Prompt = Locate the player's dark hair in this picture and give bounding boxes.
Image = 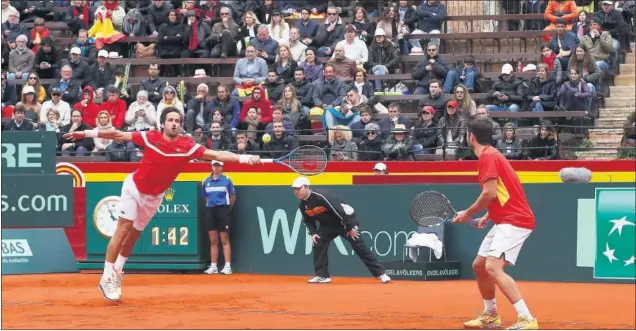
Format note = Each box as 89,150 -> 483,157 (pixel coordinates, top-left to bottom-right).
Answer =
160,107 -> 184,126
466,116 -> 493,145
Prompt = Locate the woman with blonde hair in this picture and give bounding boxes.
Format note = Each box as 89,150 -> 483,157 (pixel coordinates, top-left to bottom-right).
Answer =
125,90 -> 157,131
329,125 -> 358,161
156,85 -> 185,130
278,85 -> 302,115
94,110 -> 114,152
40,108 -> 61,133
275,44 -> 298,84
238,11 -> 261,56
267,10 -> 290,44
22,72 -> 46,103
453,84 -> 476,118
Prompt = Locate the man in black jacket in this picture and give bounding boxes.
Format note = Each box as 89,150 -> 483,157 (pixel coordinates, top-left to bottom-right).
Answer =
139,64 -> 166,106
292,176 -> 391,284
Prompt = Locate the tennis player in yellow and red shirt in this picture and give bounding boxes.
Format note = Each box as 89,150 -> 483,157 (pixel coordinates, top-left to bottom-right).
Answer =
453,116 -> 539,330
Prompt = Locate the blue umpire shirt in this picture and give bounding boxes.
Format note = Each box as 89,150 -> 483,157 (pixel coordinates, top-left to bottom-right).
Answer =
201,174 -> 235,208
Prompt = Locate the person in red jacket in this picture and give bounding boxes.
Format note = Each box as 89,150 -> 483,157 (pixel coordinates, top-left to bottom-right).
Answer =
99,85 -> 127,129
73,86 -> 100,127
239,86 -> 273,124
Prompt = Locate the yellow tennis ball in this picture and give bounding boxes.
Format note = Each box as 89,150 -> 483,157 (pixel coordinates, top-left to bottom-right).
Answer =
262,133 -> 271,143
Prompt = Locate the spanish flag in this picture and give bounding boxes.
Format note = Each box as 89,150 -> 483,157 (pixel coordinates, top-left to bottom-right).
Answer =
87,13 -> 126,49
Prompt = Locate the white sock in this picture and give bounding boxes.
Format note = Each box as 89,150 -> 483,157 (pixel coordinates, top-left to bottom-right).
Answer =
102,262 -> 114,280
513,299 -> 533,319
114,255 -> 128,274
210,263 -> 217,268
224,262 -> 231,268
483,298 -> 498,314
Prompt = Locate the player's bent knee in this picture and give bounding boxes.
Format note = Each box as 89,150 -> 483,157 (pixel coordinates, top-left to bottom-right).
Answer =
472,256 -> 487,274
484,256 -> 506,277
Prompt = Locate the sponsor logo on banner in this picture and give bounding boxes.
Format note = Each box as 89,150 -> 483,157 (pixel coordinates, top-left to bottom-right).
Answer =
1,239 -> 33,264
157,188 -> 192,214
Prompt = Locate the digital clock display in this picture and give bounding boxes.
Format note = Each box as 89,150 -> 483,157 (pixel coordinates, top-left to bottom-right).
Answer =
142,218 -> 198,255
151,226 -> 189,246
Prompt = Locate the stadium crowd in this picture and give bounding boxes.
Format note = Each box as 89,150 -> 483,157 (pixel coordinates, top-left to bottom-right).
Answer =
1,0 -> 634,161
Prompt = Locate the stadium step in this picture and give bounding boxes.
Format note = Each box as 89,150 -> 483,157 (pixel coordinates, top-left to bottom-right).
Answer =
604,96 -> 636,107
615,75 -> 635,85
594,117 -> 629,128
620,63 -> 635,74
609,85 -> 636,95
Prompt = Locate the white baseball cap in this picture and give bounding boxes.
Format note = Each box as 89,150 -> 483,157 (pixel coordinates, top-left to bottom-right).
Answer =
373,163 -> 387,172
601,0 -> 614,4
97,49 -> 109,57
375,28 -> 386,36
291,177 -> 311,188
211,160 -> 224,166
501,63 -> 514,75
70,47 -> 81,55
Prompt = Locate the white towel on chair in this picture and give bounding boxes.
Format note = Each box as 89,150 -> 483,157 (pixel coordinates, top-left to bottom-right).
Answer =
406,233 -> 443,262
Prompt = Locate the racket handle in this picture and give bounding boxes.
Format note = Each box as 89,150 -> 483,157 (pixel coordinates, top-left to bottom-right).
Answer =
260,159 -> 275,164
469,218 -> 481,229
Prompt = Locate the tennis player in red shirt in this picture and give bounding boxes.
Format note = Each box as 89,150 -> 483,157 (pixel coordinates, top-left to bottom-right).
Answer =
452,117 -> 539,330
65,107 -> 261,302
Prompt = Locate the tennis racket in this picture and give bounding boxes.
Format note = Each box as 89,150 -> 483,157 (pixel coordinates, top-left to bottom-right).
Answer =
409,191 -> 480,228
260,145 -> 328,176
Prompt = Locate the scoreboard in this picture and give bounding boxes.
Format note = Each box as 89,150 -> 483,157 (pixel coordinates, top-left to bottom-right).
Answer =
78,181 -> 208,271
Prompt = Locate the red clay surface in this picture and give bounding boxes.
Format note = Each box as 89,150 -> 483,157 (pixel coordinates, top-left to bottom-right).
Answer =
2,273 -> 635,329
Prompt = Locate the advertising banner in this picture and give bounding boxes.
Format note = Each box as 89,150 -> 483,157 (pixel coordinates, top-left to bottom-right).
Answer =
1,132 -> 57,175
1,229 -> 78,275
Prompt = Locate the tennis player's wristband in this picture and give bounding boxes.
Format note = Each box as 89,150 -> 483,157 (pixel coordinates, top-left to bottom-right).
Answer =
84,129 -> 99,138
239,155 -> 251,164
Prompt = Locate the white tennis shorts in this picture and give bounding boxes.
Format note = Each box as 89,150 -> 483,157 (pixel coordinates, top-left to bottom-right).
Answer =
477,223 -> 533,266
119,174 -> 164,231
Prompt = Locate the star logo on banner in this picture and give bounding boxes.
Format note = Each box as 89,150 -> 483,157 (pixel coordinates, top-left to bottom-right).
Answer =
625,256 -> 635,267
603,242 -> 619,264
608,216 -> 635,236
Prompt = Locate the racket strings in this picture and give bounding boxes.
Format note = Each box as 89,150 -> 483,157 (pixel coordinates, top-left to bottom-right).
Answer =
288,146 -> 328,176
410,191 -> 456,226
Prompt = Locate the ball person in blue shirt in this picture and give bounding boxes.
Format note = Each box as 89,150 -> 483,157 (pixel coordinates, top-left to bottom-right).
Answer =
201,160 -> 236,275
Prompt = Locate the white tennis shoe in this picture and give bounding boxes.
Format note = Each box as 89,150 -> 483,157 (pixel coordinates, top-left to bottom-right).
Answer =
204,265 -> 219,274
220,265 -> 232,275
378,274 -> 391,283
98,276 -> 120,301
308,276 -> 332,284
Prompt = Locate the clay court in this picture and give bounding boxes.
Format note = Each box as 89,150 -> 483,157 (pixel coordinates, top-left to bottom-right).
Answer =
2,273 -> 634,329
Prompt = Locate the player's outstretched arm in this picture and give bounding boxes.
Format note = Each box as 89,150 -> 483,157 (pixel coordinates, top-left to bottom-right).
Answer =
63,129 -> 133,142
200,148 -> 262,165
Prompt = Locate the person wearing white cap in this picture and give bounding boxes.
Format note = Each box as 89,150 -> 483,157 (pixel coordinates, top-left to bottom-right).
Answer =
65,47 -> 90,85
201,160 -> 236,275
373,162 -> 388,175
364,28 -> 399,91
290,176 -> 391,284
484,63 -> 523,115
85,49 -> 115,91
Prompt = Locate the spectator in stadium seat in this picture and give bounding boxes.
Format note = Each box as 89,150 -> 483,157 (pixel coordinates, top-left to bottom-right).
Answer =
1,36 -> 9,72
267,10 -> 290,44
378,103 -> 412,140
50,65 -> 82,106
21,72 -> 46,104
556,67 -> 593,111
568,44 -> 601,93
315,6 -> 346,57
99,85 -> 127,129
17,0 -> 53,23
326,85 -> 370,129
147,0 -> 174,36
527,120 -> 558,160
232,45 -> 268,95
73,86 -> 99,127
443,55 -> 479,94
327,44 -> 357,81
157,10 -> 185,75
59,109 -> 95,155
365,28 -> 398,91
383,124 -> 415,161
572,10 -> 591,40
1,1 -> 16,24
413,0 -> 447,48
67,0 -> 95,36
333,24 -> 369,65
181,10 -> 211,59
349,108 -> 374,143
278,85 -> 304,119
94,0 -> 126,32
453,84 -> 477,118
412,43 -> 448,95
358,122 -> 384,161
290,67 -> 314,112
39,108 -> 61,133
295,8 -> 320,48
266,106 -> 295,136
16,86 -> 40,125
615,0 -> 635,52
250,24 -> 280,65
495,122 -> 525,160
106,139 -> 141,161
4,104 -> 35,131
420,80 -> 450,122
41,87 -> 71,126
312,64 -> 346,110
436,100 -> 466,154
255,0 -> 280,25
125,90 -> 157,131
238,11 -> 261,56
357,0 -> 384,18
375,6 -> 399,42
86,49 -> 115,91
274,44 -> 299,84
329,0 -> 356,17
139,63 -> 166,106
289,27 -> 307,63
580,18 -> 614,76
1,72 -> 18,108
595,0 -> 626,72
352,68 -> 377,106
184,83 -> 212,134
206,121 -> 232,150
201,0 -> 223,26
264,69 -> 286,103
32,36 -> 60,80
73,29 -> 97,65
262,120 -> 299,158
521,0 -> 549,31
329,125 -> 358,161
176,0 -> 200,22
123,8 -> 150,37
476,105 -> 503,143
237,106 -> 267,141
412,106 -> 438,155
28,18 -> 49,54
300,48 -> 323,83
229,130 -> 261,154
351,7 -> 375,46
526,63 -> 558,113
485,63 -> 524,114
7,35 -> 35,80
240,85 -> 273,124
156,85 -> 185,128
543,0 -> 579,43
541,44 -> 564,84
547,23 -> 578,73
2,8 -> 28,43
396,1 -> 417,54
210,85 -> 241,129
94,110 -> 114,152
209,6 -> 240,58
63,47 -> 89,86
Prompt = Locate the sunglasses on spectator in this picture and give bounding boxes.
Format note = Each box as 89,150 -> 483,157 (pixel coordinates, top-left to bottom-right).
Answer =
327,12 -> 337,16
366,131 -> 376,135
427,48 -> 437,52
29,76 -> 37,80
165,91 -> 175,94
455,90 -> 464,94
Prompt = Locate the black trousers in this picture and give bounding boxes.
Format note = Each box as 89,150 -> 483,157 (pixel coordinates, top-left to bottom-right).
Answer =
210,31 -> 237,58
313,224 -> 385,278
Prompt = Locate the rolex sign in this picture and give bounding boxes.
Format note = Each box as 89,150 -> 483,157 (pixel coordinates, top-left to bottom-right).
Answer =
154,182 -> 198,218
